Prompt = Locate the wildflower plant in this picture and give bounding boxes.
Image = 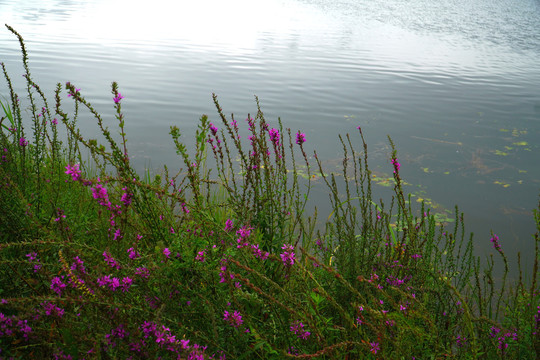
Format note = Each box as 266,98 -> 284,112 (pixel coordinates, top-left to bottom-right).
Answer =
0,24 -> 539,359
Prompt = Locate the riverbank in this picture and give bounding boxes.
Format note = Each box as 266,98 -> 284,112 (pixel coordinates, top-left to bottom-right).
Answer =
1,26 -> 539,359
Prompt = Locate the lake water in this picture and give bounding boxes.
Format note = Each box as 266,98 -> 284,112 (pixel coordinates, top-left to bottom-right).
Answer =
1,0 -> 539,267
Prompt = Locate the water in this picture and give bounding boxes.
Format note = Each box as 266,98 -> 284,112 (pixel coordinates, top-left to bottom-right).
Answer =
1,0 -> 539,266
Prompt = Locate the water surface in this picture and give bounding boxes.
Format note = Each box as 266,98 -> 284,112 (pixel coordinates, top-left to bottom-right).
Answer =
1,0 -> 539,265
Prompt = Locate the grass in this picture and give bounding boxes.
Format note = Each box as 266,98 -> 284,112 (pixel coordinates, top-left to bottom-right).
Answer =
1,24 -> 539,359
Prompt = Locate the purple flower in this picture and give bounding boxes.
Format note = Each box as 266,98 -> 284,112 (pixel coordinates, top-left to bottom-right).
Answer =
67,87 -> 81,98
97,275 -> 111,287
26,252 -> 38,262
103,251 -> 121,269
269,128 -> 280,145
135,267 -> 150,279
370,342 -> 380,354
195,250 -> 206,262
236,226 -> 253,238
391,157 -> 401,173
279,244 -> 295,266
122,277 -> 133,292
163,248 -> 171,258
71,256 -> 86,274
113,93 -> 124,104
251,244 -> 269,260
295,131 -> 306,145
209,123 -> 218,136
223,310 -> 243,328
120,187 -> 133,207
17,319 -> 32,339
41,302 -> 64,317
127,247 -> 140,259
91,184 -> 111,208
65,163 -> 82,181
491,234 -> 502,251
50,276 -> 67,296
290,321 -> 310,339
224,219 -> 234,232
19,137 -> 28,147
109,277 -> 121,291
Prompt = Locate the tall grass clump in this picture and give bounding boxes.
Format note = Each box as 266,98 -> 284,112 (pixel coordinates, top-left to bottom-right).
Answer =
1,25 -> 539,359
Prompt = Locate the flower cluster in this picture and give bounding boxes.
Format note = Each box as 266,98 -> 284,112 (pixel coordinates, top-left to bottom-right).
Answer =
489,326 -> 518,352
26,252 -> 42,273
103,251 -> 121,270
70,256 -> 87,274
120,187 -> 133,207
127,247 -> 141,260
113,93 -> 124,104
490,234 -> 502,251
290,321 -> 310,340
236,225 -> 253,248
41,302 -> 65,318
280,244 -> 295,266
50,276 -> 67,296
223,310 -> 243,328
269,128 -> 280,145
391,157 -> 401,173
65,163 -> 82,181
0,314 -> 33,340
295,131 -> 306,145
97,275 -> 133,292
224,218 -> 234,232
92,183 -> 111,208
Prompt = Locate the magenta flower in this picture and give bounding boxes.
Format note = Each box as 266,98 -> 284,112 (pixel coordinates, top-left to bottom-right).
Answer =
236,225 -> 253,239
280,244 -> 295,266
269,128 -> 280,145
70,256 -> 87,274
370,342 -> 380,354
122,277 -> 133,292
209,123 -> 218,136
113,93 -> 124,104
295,131 -> 306,145
290,321 -> 311,339
135,267 -> 150,279
65,163 -> 82,181
391,157 -> 401,173
50,276 -> 67,296
127,247 -> 140,259
120,187 -> 133,207
103,251 -> 121,270
91,183 -> 110,208
163,248 -> 171,258
97,275 -> 111,287
251,244 -> 269,260
490,234 -> 502,250
224,219 -> 234,232
19,137 -> 28,147
223,310 -> 243,328
109,277 -> 121,291
41,302 -> 64,317
195,250 -> 206,262
67,87 -> 81,98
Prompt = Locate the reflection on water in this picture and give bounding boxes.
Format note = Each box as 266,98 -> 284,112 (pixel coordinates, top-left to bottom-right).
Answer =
1,0 -> 539,265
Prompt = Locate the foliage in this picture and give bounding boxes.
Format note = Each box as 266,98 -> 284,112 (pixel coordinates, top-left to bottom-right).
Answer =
1,25 -> 539,359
